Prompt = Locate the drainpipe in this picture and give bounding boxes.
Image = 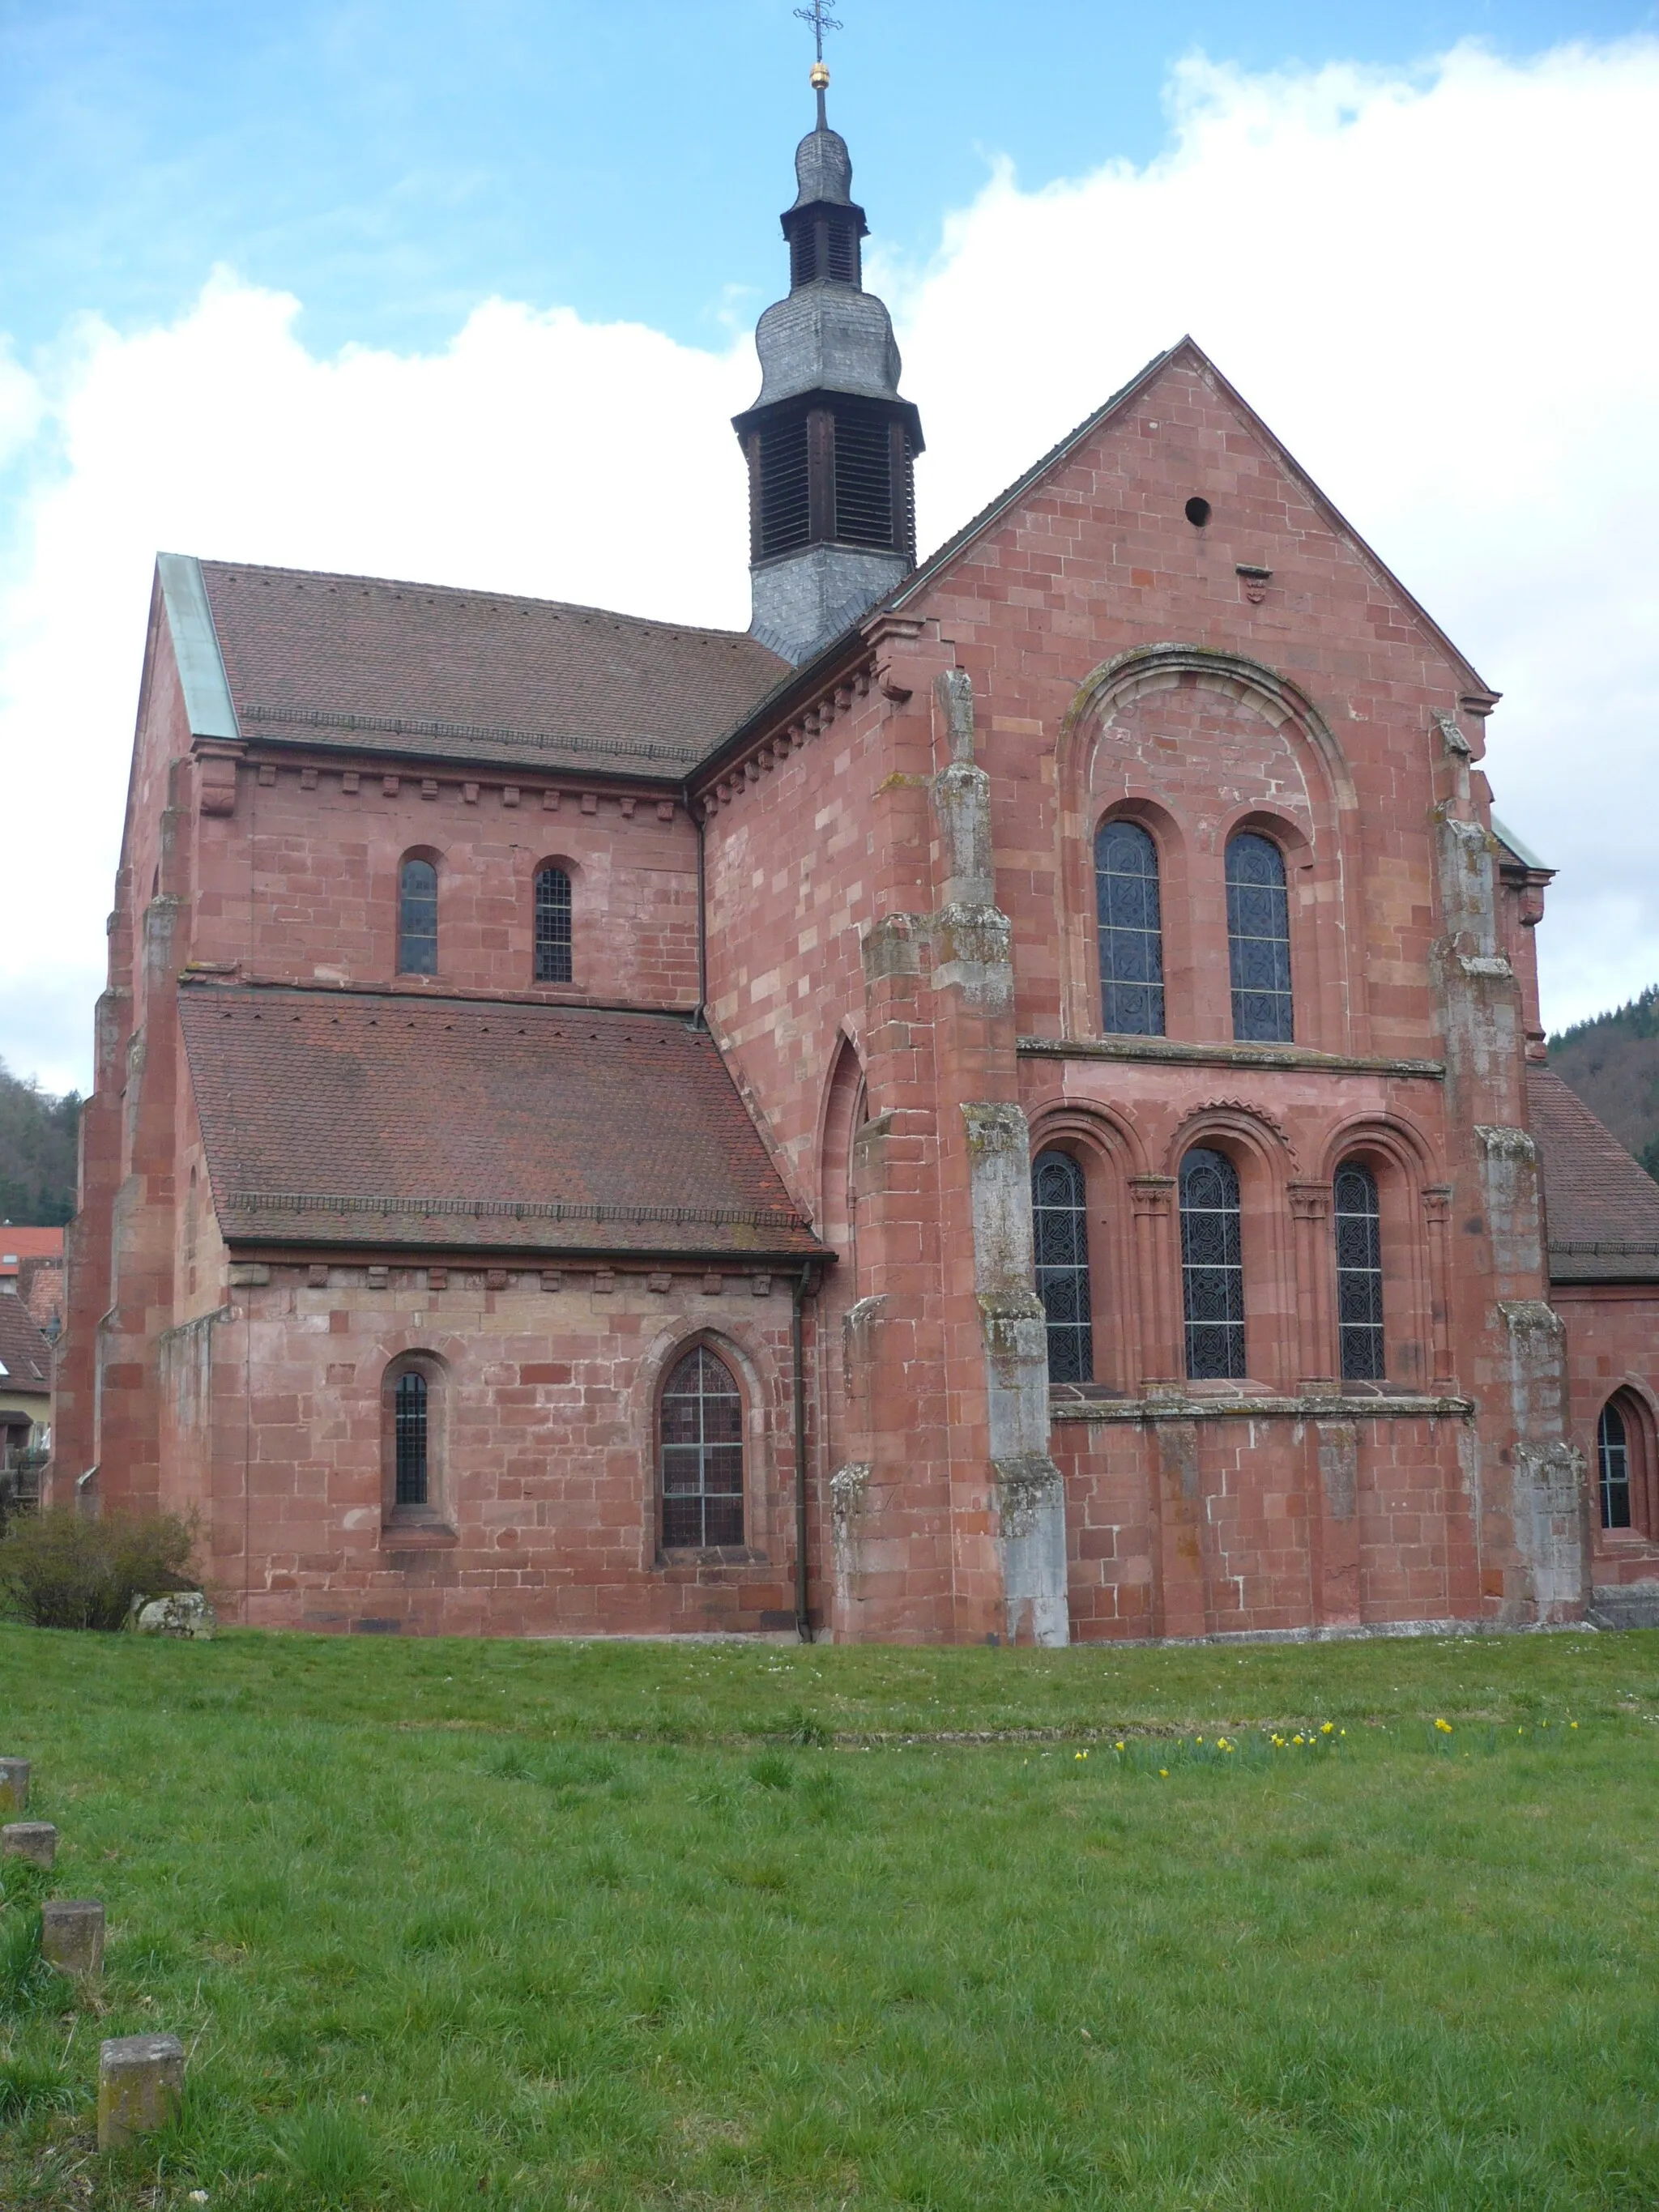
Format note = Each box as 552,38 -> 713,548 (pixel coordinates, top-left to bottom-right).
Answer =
690,791 -> 708,1031
792,1261 -> 814,1641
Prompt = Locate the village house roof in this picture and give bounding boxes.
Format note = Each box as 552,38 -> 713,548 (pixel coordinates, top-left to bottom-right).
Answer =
178,987 -> 820,1261
1528,1068 -> 1659,1282
177,558 -> 788,782
0,1292 -> 53,1392
0,1225 -> 63,1289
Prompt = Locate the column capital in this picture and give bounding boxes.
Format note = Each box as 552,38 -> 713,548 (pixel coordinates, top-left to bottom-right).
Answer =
1287,1181 -> 1331,1221
1128,1174 -> 1177,1217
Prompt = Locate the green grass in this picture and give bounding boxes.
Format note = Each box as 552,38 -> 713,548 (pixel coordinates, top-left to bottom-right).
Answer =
4,1623 -> 1659,2210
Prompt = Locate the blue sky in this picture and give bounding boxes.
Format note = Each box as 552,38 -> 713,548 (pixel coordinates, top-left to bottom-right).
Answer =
2,2 -> 1657,1095
2,0 -> 1652,360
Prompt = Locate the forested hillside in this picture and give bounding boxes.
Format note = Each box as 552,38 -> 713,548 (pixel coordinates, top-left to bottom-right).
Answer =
1550,986 -> 1659,1182
0,1059 -> 81,1224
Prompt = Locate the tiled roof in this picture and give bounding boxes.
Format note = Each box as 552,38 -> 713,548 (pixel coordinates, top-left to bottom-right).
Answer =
197,561 -> 788,780
0,1294 -> 53,1390
178,987 -> 819,1259
1528,1068 -> 1659,1281
0,1226 -> 64,1278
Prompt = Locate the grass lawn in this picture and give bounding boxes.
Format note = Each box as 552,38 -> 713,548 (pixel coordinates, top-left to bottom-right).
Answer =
4,1625 -> 1659,2210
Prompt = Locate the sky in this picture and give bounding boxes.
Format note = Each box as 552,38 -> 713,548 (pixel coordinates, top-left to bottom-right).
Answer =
1,0 -> 1657,1094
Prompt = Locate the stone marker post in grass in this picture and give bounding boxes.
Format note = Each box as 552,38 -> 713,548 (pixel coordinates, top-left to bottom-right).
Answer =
41,1899 -> 105,1978
0,1758 -> 28,1816
2,1820 -> 57,1868
98,2035 -> 185,2150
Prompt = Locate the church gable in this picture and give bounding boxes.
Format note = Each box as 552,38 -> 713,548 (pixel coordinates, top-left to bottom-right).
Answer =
890,339 -> 1491,703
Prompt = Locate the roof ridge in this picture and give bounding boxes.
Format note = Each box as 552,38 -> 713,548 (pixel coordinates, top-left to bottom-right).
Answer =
191,556 -> 767,650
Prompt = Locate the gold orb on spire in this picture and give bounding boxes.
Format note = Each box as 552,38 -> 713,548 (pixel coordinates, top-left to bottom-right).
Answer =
810,60 -> 830,89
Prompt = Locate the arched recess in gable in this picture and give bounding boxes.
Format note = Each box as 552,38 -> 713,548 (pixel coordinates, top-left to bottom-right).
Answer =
1053,645 -> 1366,1055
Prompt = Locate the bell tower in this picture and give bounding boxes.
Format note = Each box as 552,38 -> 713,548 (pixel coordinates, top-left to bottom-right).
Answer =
734,28 -> 924,664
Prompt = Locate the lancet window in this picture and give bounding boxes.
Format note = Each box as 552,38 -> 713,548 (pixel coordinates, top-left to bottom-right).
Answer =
1599,1400 -> 1631,1530
1094,820 -> 1165,1036
1226,833 -> 1293,1042
1333,1161 -> 1385,1382
1032,1150 -> 1093,1384
535,865 -> 573,983
661,1347 -> 745,1549
1180,1148 -> 1246,1381
398,857 -> 438,976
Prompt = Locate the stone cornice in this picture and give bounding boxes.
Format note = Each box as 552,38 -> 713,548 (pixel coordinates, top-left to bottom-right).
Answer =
1050,1390 -> 1474,1424
1018,1036 -> 1445,1080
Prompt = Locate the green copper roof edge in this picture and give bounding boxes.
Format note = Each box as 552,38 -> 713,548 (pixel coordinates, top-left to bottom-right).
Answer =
1491,812 -> 1550,872
156,553 -> 240,742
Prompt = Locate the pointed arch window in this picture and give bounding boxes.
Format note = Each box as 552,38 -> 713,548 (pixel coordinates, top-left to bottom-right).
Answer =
1181,1148 -> 1245,1380
1599,1400 -> 1631,1530
1032,1150 -> 1093,1383
1334,1161 -> 1385,1382
398,857 -> 438,976
534,865 -> 573,983
661,1347 -> 744,1549
1226,833 -> 1293,1042
1094,820 -> 1165,1036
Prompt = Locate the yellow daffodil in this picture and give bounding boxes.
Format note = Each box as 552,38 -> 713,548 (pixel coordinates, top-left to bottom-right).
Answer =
1320,1722 -> 1334,1735
1435,1718 -> 1453,1733
1158,1768 -> 1170,1778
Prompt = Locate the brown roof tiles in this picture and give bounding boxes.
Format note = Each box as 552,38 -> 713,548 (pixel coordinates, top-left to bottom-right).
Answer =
1529,1067 -> 1659,1281
179,987 -> 818,1260
0,1294 -> 53,1391
198,561 -> 787,780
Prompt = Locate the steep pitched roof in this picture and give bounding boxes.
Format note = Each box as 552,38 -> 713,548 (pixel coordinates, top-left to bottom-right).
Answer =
178,987 -> 818,1260
1528,1067 -> 1659,1281
0,1227 -> 63,1285
187,560 -> 787,781
0,1294 -> 53,1392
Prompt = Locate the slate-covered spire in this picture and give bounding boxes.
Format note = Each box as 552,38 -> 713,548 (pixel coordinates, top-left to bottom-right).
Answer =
733,56 -> 924,666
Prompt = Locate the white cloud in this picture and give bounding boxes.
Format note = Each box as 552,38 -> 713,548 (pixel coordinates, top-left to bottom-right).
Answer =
2,36 -> 1656,1092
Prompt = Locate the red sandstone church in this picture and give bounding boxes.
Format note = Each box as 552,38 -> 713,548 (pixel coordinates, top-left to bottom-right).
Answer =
52,75 -> 1659,1642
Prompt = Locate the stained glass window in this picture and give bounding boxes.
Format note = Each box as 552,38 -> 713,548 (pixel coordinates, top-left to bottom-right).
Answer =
661,1347 -> 745,1549
1334,1161 -> 1385,1382
1226,833 -> 1293,1042
394,1370 -> 429,1506
1032,1150 -> 1093,1383
1598,1400 -> 1631,1530
535,865 -> 573,983
1181,1147 -> 1246,1380
1094,819 -> 1165,1036
398,857 -> 438,976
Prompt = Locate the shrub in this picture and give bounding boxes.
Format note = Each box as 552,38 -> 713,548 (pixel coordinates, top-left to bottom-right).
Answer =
0,1506 -> 198,1631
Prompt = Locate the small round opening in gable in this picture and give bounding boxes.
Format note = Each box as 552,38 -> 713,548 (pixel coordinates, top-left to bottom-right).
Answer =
1184,496 -> 1212,528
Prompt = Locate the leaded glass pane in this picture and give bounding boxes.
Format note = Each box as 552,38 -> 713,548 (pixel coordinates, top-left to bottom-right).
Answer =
660,1347 -> 745,1549
394,1370 -> 429,1505
535,866 -> 573,983
1226,833 -> 1292,1042
1599,1401 -> 1631,1529
399,858 -> 438,976
1094,820 -> 1165,1036
1333,1161 -> 1384,1382
1032,1150 -> 1093,1383
1180,1148 -> 1245,1379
